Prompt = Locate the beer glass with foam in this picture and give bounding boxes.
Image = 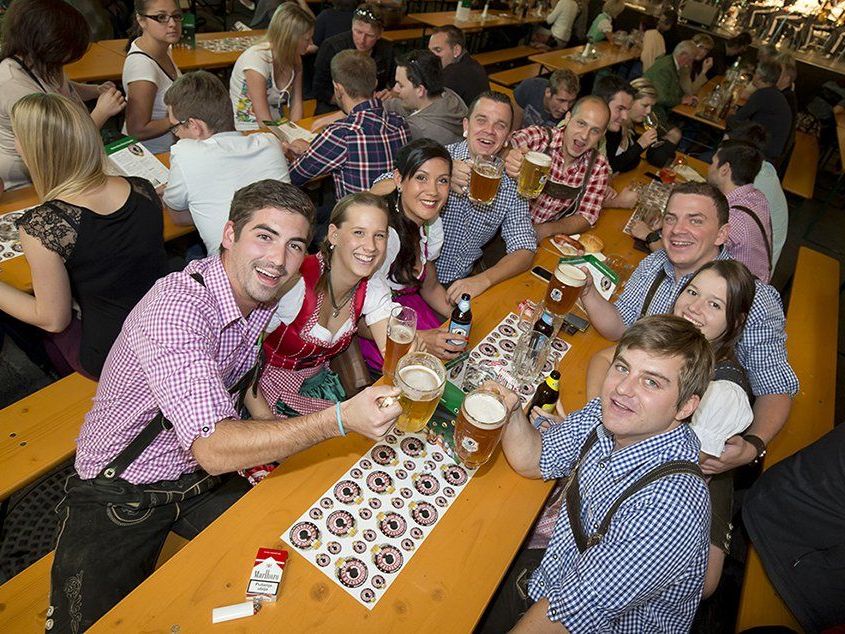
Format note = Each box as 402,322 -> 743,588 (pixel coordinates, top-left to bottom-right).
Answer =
454,388 -> 508,468
545,263 -> 587,316
468,154 -> 504,205
517,151 -> 552,199
383,306 -> 417,383
394,352 -> 446,433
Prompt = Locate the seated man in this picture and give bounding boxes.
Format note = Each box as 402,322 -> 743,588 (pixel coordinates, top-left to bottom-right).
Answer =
514,69 -> 580,130
643,40 -> 699,119
48,180 -> 402,633
507,96 -> 611,241
435,91 -> 537,302
288,49 -> 410,199
492,314 -> 712,632
162,70 -> 290,257
707,140 -> 773,282
428,25 -> 489,108
383,48 -> 467,146
582,181 -> 798,478
312,3 -> 394,114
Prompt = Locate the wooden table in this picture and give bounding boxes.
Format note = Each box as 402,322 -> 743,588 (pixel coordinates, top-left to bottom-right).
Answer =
671,77 -> 727,131
529,41 -> 641,76
86,158 -> 706,633
409,10 -> 545,34
64,43 -> 129,83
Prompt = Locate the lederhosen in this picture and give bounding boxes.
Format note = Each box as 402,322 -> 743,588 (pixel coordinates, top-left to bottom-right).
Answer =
541,127 -> 600,222
638,269 -> 669,319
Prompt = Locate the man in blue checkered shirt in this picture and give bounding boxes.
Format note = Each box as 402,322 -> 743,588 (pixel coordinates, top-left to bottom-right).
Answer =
434,91 -> 537,303
489,315 -> 712,632
580,182 -> 797,477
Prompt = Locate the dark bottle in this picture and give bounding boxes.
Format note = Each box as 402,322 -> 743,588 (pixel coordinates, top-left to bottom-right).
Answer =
528,370 -> 561,413
533,311 -> 555,338
448,293 -> 472,346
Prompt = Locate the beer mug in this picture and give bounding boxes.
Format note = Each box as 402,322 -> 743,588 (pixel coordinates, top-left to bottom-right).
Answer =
511,330 -> 550,384
517,151 -> 552,199
383,305 -> 417,383
544,263 -> 587,317
468,154 -> 504,205
394,352 -> 446,433
454,388 -> 509,469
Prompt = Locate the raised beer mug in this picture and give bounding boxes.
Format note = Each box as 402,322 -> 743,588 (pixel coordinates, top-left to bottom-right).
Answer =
454,388 -> 508,469
469,154 -> 504,205
544,263 -> 587,317
383,305 -> 417,383
517,151 -> 552,199
394,352 -> 446,433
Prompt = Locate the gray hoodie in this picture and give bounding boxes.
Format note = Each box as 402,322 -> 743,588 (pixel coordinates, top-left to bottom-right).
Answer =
384,88 -> 468,146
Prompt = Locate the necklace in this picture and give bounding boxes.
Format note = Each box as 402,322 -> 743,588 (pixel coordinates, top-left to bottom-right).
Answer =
327,270 -> 358,318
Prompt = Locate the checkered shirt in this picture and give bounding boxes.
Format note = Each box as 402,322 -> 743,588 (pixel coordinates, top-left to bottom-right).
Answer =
614,249 -> 799,397
510,125 -> 610,225
726,184 -> 774,283
289,99 -> 410,197
433,141 -> 536,285
75,256 -> 273,485
529,398 -> 710,632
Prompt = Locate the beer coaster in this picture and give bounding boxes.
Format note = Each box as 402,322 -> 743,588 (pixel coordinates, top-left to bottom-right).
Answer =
0,210 -> 29,261
282,427 -> 476,609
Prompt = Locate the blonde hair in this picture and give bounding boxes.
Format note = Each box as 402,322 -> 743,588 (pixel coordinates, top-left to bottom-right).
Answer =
692,33 -> 714,51
11,93 -> 107,201
266,2 -> 315,70
630,77 -> 658,101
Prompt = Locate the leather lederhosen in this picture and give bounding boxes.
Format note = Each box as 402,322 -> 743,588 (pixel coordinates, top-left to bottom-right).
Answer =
541,127 -> 600,220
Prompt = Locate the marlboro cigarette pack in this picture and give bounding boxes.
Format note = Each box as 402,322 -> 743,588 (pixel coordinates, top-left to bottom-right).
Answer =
246,548 -> 288,602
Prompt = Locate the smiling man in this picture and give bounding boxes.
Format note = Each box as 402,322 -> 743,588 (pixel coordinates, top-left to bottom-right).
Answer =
488,315 -> 712,632
47,180 -> 403,633
507,95 -> 611,240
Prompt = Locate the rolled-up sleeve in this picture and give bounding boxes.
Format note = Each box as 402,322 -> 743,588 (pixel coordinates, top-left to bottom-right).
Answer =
500,184 -> 538,253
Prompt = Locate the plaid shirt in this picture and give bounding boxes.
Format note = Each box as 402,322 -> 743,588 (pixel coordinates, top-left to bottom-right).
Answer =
75,257 -> 272,485
289,99 -> 410,197
726,184 -> 773,283
434,141 -> 536,285
510,125 -> 610,226
614,249 -> 799,397
530,398 -> 710,632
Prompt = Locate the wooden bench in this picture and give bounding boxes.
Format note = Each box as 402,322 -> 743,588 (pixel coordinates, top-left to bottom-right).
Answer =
489,63 -> 542,87
735,246 -> 840,632
382,28 -> 426,43
473,45 -> 538,67
782,131 -> 819,199
491,83 -> 518,109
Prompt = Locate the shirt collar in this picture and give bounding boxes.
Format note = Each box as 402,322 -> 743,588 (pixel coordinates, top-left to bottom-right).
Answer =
597,422 -> 700,478
726,183 -> 757,203
202,255 -> 252,327
448,140 -> 471,161
351,99 -> 381,115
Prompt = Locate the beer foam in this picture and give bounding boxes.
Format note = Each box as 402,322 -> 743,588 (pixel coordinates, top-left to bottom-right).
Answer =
554,263 -> 587,287
389,324 -> 414,344
525,151 -> 552,167
464,393 -> 506,428
399,365 -> 441,392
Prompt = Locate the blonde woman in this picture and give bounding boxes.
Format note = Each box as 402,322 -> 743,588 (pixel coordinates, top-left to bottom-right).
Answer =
0,94 -> 168,378
230,3 -> 315,130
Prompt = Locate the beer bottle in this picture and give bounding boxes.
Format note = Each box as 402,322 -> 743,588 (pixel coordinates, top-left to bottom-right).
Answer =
532,311 -> 555,338
528,370 -> 560,413
448,293 -> 472,346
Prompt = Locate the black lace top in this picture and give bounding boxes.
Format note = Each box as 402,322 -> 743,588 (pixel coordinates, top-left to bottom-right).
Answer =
16,177 -> 169,377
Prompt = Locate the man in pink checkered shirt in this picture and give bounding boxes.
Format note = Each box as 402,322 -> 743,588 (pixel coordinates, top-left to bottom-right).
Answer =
47,180 -> 402,634
506,96 -> 612,242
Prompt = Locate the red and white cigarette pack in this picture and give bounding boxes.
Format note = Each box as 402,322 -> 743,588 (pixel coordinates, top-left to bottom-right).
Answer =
246,548 -> 288,602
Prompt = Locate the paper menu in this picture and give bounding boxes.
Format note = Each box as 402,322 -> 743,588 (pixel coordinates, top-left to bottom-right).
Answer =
105,136 -> 169,189
263,120 -> 316,144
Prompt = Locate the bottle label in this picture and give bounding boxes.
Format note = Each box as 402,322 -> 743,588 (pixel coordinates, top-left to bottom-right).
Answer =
550,288 -> 562,302
461,437 -> 478,454
541,402 -> 556,413
448,322 -> 470,347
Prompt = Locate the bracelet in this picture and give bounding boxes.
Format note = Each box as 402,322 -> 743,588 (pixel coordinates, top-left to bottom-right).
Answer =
744,434 -> 767,462
335,402 -> 346,437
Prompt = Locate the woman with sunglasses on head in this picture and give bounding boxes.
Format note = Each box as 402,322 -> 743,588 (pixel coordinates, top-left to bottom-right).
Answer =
122,0 -> 183,153
230,3 -> 315,130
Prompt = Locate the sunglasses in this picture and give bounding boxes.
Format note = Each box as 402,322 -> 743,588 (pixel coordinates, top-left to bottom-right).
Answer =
139,12 -> 184,23
353,7 -> 383,26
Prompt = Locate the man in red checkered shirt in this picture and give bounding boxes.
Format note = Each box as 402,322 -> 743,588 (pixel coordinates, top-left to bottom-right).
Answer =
506,96 -> 611,242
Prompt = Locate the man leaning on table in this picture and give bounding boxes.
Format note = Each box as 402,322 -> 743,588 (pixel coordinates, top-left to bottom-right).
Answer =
582,181 -> 798,477
643,40 -> 699,120
485,315 -> 712,632
506,96 -> 611,242
47,181 -> 402,634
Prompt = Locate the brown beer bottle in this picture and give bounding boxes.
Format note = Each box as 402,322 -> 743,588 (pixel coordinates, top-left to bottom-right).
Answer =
528,370 -> 560,413
532,311 -> 555,338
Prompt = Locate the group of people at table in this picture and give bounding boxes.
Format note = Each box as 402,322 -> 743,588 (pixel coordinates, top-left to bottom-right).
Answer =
0,0 -> 813,631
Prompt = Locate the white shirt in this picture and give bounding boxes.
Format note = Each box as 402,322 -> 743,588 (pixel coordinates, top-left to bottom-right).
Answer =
546,0 -> 579,44
267,274 -> 395,343
162,131 -> 290,256
376,218 -> 445,291
230,43 -> 294,131
754,161 -> 788,267
122,42 -> 181,154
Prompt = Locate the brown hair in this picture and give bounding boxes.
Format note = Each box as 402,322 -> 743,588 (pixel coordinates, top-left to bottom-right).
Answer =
352,3 -> 385,29
431,25 -> 465,49
667,181 -> 730,226
330,49 -> 377,99
549,69 -> 580,97
692,33 -> 714,51
164,70 -> 234,133
614,314 -> 714,409
0,0 -> 90,87
467,90 -> 514,129
227,180 -> 315,248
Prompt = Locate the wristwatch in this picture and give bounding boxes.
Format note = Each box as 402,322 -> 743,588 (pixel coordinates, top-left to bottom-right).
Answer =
645,229 -> 662,244
744,434 -> 767,463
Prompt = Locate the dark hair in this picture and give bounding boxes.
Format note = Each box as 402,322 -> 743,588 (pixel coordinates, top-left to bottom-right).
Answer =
164,71 -> 234,133
668,181 -> 730,226
352,2 -> 385,29
756,59 -> 782,85
592,74 -> 636,104
331,49 -> 378,98
615,314 -> 714,409
677,260 -> 756,361
640,15 -> 658,30
386,139 -> 453,287
397,49 -> 444,98
1,0 -> 90,87
725,121 -> 768,153
333,0 -> 358,9
715,140 -> 763,187
467,90 -> 514,128
729,32 -> 753,49
431,25 -> 465,49
126,0 -> 164,48
227,180 -> 315,247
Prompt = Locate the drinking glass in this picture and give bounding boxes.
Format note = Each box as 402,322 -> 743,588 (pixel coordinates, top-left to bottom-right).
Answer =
394,352 -> 446,433
383,306 -> 417,383
469,155 -> 504,205
454,388 -> 509,468
510,330 -> 550,384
